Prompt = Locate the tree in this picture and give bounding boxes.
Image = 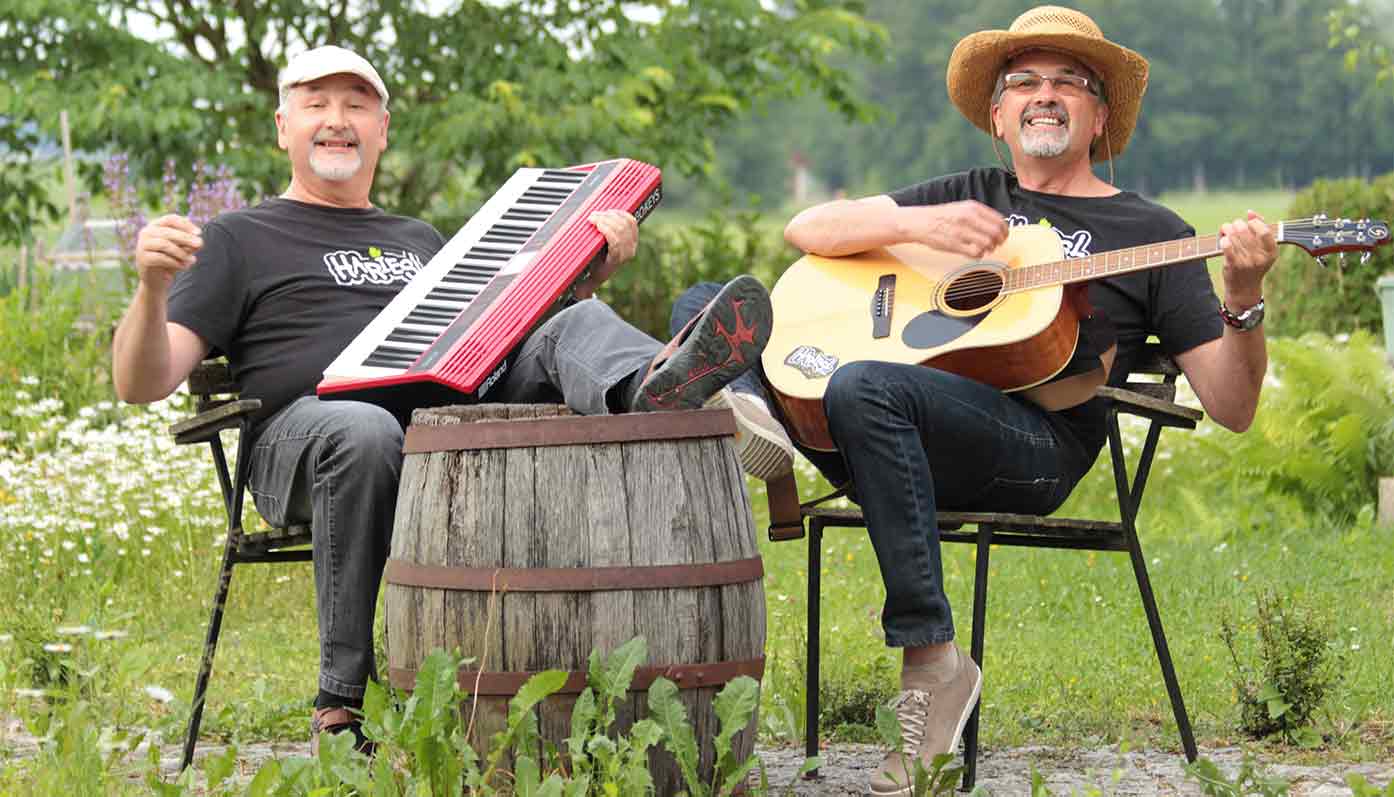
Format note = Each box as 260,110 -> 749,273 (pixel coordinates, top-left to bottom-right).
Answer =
0,0 -> 885,232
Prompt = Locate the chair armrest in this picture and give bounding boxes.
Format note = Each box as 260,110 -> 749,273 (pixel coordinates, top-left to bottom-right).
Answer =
1097,385 -> 1203,427
169,399 -> 263,445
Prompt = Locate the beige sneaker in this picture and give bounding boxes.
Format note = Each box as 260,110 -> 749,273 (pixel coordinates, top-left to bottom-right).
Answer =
706,388 -> 795,481
869,647 -> 982,796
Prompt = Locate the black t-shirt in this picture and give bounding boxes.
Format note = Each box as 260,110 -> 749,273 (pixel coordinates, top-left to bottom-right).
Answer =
888,168 -> 1223,459
168,197 -> 446,430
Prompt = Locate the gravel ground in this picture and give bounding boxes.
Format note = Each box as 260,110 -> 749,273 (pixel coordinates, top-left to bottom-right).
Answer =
5,716 -> 1391,795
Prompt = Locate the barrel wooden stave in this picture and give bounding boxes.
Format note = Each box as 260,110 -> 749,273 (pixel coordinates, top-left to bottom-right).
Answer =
386,403 -> 762,792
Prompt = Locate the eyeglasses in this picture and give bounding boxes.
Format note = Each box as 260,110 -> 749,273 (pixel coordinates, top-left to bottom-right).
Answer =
1002,72 -> 1098,97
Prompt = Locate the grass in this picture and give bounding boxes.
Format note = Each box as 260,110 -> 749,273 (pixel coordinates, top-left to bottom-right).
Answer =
752,461 -> 1394,758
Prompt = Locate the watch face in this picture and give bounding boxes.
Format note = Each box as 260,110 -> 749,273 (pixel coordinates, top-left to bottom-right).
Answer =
1239,307 -> 1264,330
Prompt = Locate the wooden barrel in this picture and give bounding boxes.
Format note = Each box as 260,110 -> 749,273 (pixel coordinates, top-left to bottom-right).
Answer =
385,403 -> 765,793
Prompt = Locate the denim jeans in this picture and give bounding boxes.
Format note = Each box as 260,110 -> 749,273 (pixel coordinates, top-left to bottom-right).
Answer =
248,299 -> 660,700
672,282 -> 1093,647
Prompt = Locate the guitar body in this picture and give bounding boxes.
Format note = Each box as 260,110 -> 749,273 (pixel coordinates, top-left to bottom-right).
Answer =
763,225 -> 1083,451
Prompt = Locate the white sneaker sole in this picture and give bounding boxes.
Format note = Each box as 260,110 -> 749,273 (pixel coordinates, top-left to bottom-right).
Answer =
706,390 -> 794,481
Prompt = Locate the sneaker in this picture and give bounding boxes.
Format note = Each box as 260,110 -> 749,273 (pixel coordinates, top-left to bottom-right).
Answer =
869,647 -> 982,796
311,706 -> 375,757
630,275 -> 771,412
706,388 -> 795,481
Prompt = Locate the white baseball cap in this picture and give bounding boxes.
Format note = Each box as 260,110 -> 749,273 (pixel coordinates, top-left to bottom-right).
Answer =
279,45 -> 389,105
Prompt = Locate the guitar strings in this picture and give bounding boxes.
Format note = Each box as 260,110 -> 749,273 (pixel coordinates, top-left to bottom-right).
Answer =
937,217 -> 1345,303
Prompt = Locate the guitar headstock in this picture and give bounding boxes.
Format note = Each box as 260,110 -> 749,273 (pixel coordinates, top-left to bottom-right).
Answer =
1279,215 -> 1391,262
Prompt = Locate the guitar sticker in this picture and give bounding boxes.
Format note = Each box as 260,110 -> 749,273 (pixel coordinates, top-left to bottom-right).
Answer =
785,345 -> 839,380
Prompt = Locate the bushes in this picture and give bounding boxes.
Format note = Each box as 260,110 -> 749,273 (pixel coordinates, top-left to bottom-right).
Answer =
597,208 -> 795,340
1221,590 -> 1345,745
1265,173 -> 1394,339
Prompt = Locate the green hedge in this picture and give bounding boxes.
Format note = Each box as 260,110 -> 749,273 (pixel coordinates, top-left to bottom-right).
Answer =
596,210 -> 796,340
1266,174 -> 1394,339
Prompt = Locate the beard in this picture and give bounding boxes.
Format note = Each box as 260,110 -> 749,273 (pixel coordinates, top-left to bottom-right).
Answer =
308,146 -> 364,182
1019,124 -> 1071,158
1018,103 -> 1071,158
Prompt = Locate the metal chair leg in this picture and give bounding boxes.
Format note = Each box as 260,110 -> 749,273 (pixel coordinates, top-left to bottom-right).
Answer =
1125,536 -> 1198,762
961,524 -> 992,791
803,518 -> 825,779
180,533 -> 239,771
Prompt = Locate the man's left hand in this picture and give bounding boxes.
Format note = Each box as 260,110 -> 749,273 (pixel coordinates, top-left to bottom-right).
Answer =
574,210 -> 639,299
1219,210 -> 1278,308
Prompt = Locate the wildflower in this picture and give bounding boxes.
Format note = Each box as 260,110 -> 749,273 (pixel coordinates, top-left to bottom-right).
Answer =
144,685 -> 176,703
42,643 -> 74,653
20,376 -> 39,386
56,625 -> 93,636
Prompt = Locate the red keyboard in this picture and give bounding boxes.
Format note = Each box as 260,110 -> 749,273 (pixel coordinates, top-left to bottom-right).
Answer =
317,159 -> 662,415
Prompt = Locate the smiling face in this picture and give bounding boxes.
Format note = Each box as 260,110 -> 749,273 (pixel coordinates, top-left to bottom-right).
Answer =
275,73 -> 389,206
990,50 -> 1107,168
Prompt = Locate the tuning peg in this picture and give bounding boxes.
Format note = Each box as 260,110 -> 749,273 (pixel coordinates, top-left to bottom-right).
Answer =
1316,256 -> 1328,268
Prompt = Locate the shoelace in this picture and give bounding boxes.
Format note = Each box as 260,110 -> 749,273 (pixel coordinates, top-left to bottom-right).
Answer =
888,689 -> 931,752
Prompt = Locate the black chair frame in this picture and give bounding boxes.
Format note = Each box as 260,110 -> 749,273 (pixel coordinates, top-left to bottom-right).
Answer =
765,344 -> 1202,790
168,361 -> 312,770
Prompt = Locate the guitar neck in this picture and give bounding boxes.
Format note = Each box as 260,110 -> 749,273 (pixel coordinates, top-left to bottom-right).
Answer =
1001,231 -> 1230,294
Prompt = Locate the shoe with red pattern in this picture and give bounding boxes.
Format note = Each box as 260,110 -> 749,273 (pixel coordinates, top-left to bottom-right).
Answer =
630,275 -> 772,412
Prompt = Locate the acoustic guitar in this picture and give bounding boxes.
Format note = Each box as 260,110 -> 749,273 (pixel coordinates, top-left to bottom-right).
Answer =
763,216 -> 1391,451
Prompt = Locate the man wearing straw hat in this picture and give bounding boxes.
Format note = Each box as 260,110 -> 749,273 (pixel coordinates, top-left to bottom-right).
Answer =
762,5 -> 1278,792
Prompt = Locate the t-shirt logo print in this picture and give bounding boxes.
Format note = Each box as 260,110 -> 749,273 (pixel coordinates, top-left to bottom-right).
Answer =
323,246 -> 426,286
1006,213 -> 1093,259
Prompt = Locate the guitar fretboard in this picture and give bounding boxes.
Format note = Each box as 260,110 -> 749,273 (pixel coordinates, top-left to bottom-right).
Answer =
1001,234 -> 1224,294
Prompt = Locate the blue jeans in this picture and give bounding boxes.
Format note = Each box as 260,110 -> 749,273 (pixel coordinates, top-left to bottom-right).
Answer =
672,282 -> 1093,647
249,299 -> 659,700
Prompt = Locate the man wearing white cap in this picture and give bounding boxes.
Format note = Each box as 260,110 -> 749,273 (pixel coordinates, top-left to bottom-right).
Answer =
111,44 -> 773,755
729,6 -> 1276,793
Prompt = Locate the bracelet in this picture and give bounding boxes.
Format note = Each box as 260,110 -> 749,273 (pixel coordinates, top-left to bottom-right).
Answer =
1219,297 -> 1265,331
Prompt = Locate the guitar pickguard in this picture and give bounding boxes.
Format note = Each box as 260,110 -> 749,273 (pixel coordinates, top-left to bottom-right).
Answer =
902,309 -> 985,350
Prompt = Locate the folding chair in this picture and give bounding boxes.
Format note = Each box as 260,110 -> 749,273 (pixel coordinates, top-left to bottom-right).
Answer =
167,360 -> 312,770
765,342 -> 1202,789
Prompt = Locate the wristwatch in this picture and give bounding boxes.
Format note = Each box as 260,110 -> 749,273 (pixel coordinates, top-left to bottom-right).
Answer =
1219,297 -> 1265,331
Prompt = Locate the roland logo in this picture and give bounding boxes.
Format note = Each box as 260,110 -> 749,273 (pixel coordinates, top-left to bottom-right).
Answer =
478,361 -> 509,397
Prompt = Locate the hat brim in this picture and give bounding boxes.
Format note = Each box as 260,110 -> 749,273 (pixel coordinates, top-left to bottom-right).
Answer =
947,30 -> 1149,161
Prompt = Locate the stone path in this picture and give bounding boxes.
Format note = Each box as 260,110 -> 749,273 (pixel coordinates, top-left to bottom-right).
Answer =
5,716 -> 1391,795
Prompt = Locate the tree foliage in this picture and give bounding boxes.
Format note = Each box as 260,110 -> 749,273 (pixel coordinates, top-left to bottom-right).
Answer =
714,0 -> 1394,202
0,0 -> 885,234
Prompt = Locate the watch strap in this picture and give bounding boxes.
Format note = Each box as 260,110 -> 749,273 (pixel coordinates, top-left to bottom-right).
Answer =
1219,297 -> 1265,330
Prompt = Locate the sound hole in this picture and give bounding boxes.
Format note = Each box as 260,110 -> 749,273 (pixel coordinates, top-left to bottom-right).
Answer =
943,269 -> 1004,312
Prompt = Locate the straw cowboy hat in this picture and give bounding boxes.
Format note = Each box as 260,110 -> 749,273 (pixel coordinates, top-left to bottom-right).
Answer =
946,5 -> 1150,161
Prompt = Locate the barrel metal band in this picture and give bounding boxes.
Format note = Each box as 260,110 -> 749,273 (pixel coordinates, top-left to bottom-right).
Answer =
389,656 -> 765,695
403,407 -> 736,454
385,556 -> 763,592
